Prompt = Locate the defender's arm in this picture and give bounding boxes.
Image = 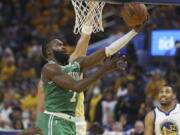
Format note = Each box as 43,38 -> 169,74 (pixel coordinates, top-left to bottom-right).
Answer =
69,33 -> 91,61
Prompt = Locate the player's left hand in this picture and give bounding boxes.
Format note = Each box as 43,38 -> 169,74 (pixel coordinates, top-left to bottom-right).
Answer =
120,3 -> 149,27
132,16 -> 148,32
18,127 -> 44,135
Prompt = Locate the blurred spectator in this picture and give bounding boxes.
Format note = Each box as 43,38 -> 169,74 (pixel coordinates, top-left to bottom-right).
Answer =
4,89 -> 20,105
115,83 -> 140,124
128,65 -> 147,97
145,69 -> 166,101
131,120 -> 144,135
0,100 -> 12,123
0,118 -> 12,129
103,113 -> 115,131
9,106 -> 23,125
89,122 -> 104,135
0,49 -> 16,81
16,61 -> 36,80
21,85 -> 38,110
101,89 -> 117,126
114,75 -> 128,99
0,83 -> 5,103
119,114 -> 133,132
0,48 -> 15,67
12,119 -> 24,130
88,83 -> 102,125
112,122 -> 123,132
94,89 -> 117,125
138,94 -> 155,120
23,110 -> 37,129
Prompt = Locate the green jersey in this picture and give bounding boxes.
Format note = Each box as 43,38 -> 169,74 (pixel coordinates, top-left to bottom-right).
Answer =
43,61 -> 81,116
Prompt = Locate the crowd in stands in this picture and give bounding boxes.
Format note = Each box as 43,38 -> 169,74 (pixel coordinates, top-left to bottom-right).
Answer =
0,0 -> 180,134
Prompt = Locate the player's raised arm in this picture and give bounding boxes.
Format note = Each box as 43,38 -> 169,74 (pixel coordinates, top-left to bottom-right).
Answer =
70,1 -> 99,61
69,34 -> 91,61
144,111 -> 154,135
74,4 -> 148,71
105,3 -> 148,56
43,54 -> 126,93
77,27 -> 137,71
76,27 -> 138,71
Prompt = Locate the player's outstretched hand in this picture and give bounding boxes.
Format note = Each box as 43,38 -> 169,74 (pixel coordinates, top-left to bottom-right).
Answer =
101,54 -> 127,73
18,127 -> 44,135
120,3 -> 148,27
132,15 -> 148,32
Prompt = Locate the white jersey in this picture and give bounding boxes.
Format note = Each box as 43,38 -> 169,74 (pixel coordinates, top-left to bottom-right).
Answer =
154,103 -> 180,135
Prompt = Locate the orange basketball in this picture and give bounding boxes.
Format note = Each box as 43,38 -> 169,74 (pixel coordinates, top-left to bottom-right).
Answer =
121,3 -> 148,26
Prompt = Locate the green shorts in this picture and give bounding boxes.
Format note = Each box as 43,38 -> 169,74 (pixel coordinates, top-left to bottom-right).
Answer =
36,113 -> 76,135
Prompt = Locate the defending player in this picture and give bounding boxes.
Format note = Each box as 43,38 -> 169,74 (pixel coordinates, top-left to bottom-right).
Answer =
144,84 -> 180,135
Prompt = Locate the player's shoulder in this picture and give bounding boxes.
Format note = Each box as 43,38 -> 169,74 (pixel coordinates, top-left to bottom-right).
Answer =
176,103 -> 180,109
43,62 -> 59,70
145,111 -> 155,122
146,111 -> 154,117
42,62 -> 62,76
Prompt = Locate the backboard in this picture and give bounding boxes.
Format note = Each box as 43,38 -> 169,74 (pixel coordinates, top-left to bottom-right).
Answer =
84,0 -> 180,5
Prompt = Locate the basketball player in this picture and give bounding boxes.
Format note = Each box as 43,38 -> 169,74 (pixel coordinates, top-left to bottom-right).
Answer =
35,37 -> 128,134
36,3 -> 148,135
35,16 -> 150,134
35,26 -> 144,133
36,33 -> 91,135
36,16 -> 146,135
37,3 -> 101,135
144,84 -> 180,135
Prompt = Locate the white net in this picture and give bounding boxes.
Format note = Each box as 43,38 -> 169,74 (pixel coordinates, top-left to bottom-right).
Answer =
71,0 -> 105,34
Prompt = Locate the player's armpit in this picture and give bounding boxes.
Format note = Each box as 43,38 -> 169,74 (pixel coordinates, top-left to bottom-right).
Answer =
144,111 -> 154,135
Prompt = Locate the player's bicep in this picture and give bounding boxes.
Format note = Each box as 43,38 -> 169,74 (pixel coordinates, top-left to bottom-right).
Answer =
144,111 -> 154,135
76,48 -> 106,71
44,64 -> 78,91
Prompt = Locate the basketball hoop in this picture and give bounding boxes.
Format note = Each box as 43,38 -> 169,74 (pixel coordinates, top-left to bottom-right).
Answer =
71,0 -> 105,34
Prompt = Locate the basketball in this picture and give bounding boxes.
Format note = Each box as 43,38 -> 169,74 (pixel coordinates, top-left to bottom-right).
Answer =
120,3 -> 148,26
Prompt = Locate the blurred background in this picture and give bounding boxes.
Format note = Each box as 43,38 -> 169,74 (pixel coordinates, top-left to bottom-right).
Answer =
0,0 -> 180,135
